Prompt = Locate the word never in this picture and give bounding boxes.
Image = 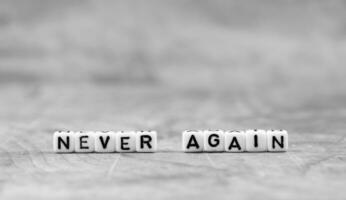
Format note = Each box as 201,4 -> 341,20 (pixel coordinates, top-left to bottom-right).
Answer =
53,131 -> 157,153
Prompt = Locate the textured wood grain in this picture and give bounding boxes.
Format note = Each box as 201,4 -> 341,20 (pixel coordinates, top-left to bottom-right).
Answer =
1,1 -> 346,200
1,85 -> 345,200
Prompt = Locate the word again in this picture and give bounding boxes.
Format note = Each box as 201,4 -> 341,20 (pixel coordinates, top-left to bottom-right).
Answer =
182,129 -> 288,152
53,131 -> 157,153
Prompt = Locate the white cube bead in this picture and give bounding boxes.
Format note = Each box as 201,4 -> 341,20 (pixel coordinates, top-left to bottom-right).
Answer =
115,131 -> 136,152
94,131 -> 116,153
182,130 -> 204,152
53,131 -> 75,153
75,131 -> 95,153
204,130 -> 225,152
136,131 -> 157,152
224,130 -> 246,152
267,130 -> 288,152
245,129 -> 267,152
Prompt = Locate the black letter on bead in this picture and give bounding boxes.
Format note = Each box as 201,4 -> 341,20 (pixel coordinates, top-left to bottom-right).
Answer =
272,136 -> 284,149
99,136 -> 110,149
228,137 -> 241,150
187,135 -> 199,149
208,134 -> 220,147
254,135 -> 258,147
121,137 -> 130,150
140,135 -> 152,149
58,136 -> 69,149
80,135 -> 89,149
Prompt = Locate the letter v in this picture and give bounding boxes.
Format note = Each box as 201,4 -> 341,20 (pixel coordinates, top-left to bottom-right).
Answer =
99,136 -> 110,149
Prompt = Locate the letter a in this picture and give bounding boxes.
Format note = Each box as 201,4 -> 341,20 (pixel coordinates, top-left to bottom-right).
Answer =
187,135 -> 200,149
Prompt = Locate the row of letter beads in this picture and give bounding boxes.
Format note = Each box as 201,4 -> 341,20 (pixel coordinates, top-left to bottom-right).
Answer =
182,129 -> 288,152
53,131 -> 157,153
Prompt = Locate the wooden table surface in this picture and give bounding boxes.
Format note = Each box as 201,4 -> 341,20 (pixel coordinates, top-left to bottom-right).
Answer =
0,1 -> 346,199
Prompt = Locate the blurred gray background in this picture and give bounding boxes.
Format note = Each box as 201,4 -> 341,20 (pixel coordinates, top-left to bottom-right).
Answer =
0,1 -> 346,200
